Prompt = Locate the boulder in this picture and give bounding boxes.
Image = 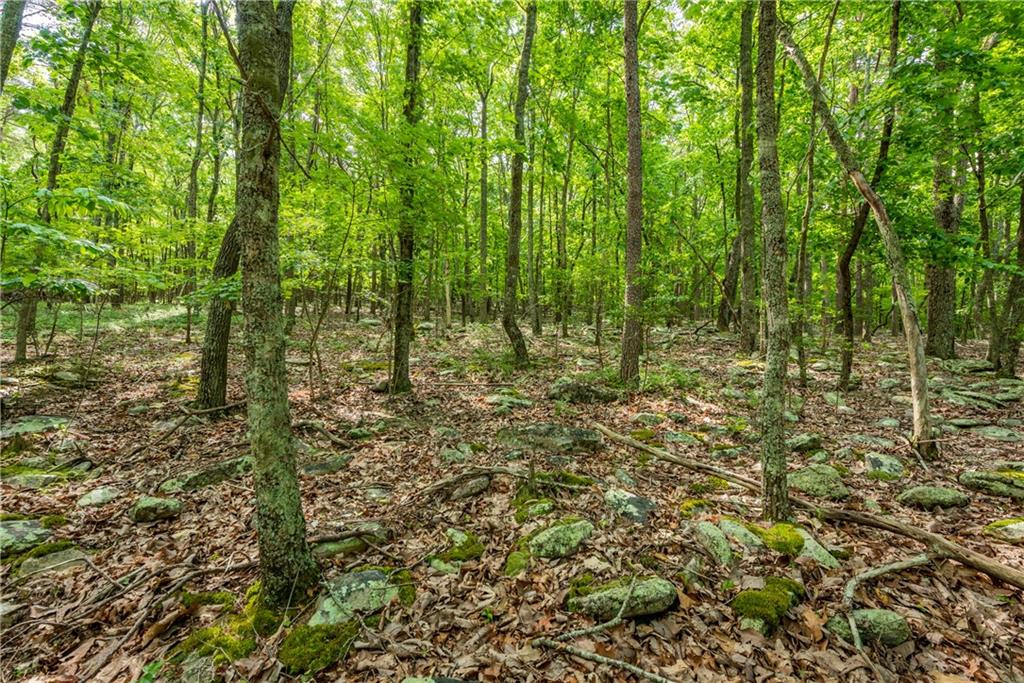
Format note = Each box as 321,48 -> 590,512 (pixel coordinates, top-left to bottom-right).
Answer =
896,485 -> 969,510
827,608 -> 911,647
567,576 -> 677,620
796,529 -> 840,569
128,496 -> 182,523
959,470 -> 1024,501
604,488 -> 656,524
496,423 -> 602,454
0,415 -> 70,439
18,547 -> 87,576
309,569 -> 410,626
449,475 -> 491,500
849,434 -> 896,450
76,485 -> 121,507
874,418 -> 900,429
983,518 -> 1024,545
0,519 -> 51,555
786,433 -> 822,453
484,392 -> 532,411
5,473 -> 62,489
694,521 -> 732,566
718,518 -> 765,551
968,425 -> 1022,442
159,456 -> 253,494
864,452 -> 904,481
301,453 -> 353,476
527,518 -> 593,558
547,377 -> 617,404
631,412 -> 664,426
788,464 -> 850,501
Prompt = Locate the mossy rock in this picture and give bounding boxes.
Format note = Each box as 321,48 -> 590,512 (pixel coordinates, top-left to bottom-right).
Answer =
76,485 -> 122,507
159,456 -> 253,494
0,519 -> 53,556
958,470 -> 1024,501
678,498 -> 711,519
688,476 -> 730,494
864,452 -> 904,481
566,576 -> 677,620
503,550 -> 530,577
743,522 -> 804,556
788,464 -> 850,501
3,539 -> 74,570
786,433 -> 823,453
896,485 -> 969,510
128,496 -> 182,523
309,568 -> 414,627
496,423 -> 602,454
512,494 -> 555,523
693,521 -> 732,566
983,517 -> 1024,544
732,577 -> 805,633
526,518 -> 593,558
174,584 -> 283,665
827,608 -> 911,647
0,415 -> 70,440
718,518 -> 765,550
278,621 -> 360,674
438,528 -> 484,562
603,488 -> 656,524
547,377 -> 618,404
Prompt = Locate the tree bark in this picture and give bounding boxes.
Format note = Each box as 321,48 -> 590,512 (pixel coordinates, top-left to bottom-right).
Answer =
619,0 -> 644,386
737,1 -> 757,355
995,184 -> 1024,378
756,0 -> 790,523
235,0 -> 316,609
196,218 -> 239,410
779,20 -> 937,459
477,80 -> 492,321
388,0 -> 423,394
0,0 -> 26,95
184,1 -> 209,345
501,2 -> 536,367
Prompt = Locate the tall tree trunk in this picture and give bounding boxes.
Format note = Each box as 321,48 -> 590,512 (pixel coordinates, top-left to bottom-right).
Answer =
924,150 -> 964,359
196,218 -> 239,410
235,0 -> 315,609
780,20 -> 936,459
477,82 -> 491,321
737,1 -> 757,354
388,0 -> 423,394
0,0 -> 26,94
757,0 -> 790,523
184,0 -> 209,345
995,184 -> 1024,378
838,0 -> 899,390
17,0 -> 101,363
619,0 -> 644,385
526,116 -> 540,335
501,1 -> 536,366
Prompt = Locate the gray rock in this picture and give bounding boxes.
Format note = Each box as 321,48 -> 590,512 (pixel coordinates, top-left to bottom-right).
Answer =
874,418 -> 901,429
718,518 -> 765,550
983,519 -> 1024,544
5,473 -> 62,489
527,519 -> 593,558
604,488 -> 656,524
309,570 -> 399,626
788,464 -> 850,500
614,468 -> 636,486
18,548 -> 87,576
496,423 -> 602,454
896,486 -> 969,510
567,576 -> 677,620
76,485 -> 121,507
439,448 -> 467,464
808,451 -> 830,464
694,521 -> 732,566
878,378 -> 902,391
159,455 -> 253,493
0,415 -> 70,439
864,452 -> 904,481
0,601 -> 26,628
786,433 -> 823,453
827,609 -> 911,647
301,454 -> 353,476
664,431 -> 702,445
449,475 -> 491,500
128,496 -> 182,523
0,519 -> 51,555
631,412 -> 664,426
959,470 -> 1024,501
969,425 -> 1023,442
948,417 -> 990,428
849,434 -> 897,449
796,529 -> 840,569
484,392 -> 532,410
547,377 -> 617,404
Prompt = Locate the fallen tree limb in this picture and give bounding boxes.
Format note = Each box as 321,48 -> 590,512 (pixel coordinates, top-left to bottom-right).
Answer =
594,422 -> 1024,591
843,553 -> 931,655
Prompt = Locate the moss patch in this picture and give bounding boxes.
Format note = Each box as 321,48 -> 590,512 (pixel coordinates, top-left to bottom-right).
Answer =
678,498 -> 712,518
688,476 -> 729,494
732,576 -> 804,631
986,516 -> 1024,529
0,512 -> 33,521
39,514 -> 68,529
745,523 -> 805,556
439,529 -> 484,562
2,539 -> 75,570
278,621 -> 360,674
173,583 -> 286,665
504,550 -> 530,576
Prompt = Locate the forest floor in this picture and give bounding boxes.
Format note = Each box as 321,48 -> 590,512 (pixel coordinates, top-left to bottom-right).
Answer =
1,304 -> 1022,682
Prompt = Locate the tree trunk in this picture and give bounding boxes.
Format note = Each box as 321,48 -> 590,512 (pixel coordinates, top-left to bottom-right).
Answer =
196,218 -> 239,410
388,0 -> 423,394
756,0 -> 790,523
501,2 -> 536,367
183,1 -> 209,346
924,148 -> 964,359
780,20 -> 936,459
235,0 -> 315,609
995,184 -> 1024,378
619,0 -> 644,386
737,1 -> 757,355
477,85 -> 490,321
0,0 -> 26,94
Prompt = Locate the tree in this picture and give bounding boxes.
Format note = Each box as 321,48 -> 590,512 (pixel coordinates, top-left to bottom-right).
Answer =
0,0 -> 26,94
619,0 -> 643,386
388,0 -> 423,394
737,1 -> 757,355
756,0 -> 789,522
501,1 -> 537,367
235,0 -> 316,609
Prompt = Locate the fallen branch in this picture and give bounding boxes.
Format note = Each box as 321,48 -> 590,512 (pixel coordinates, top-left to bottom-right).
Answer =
594,422 -> 1024,591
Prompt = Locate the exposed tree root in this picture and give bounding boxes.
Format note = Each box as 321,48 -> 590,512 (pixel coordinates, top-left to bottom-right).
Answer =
594,422 -> 1024,591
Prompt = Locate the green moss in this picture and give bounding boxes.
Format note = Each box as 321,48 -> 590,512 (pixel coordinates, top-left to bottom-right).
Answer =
997,469 -> 1024,481
678,498 -> 711,518
173,583 -> 289,664
745,523 -> 805,556
353,565 -> 416,606
180,590 -> 235,610
0,512 -> 32,521
439,529 -> 484,562
629,428 -> 658,443
866,470 -> 899,482
566,572 -> 596,599
2,539 -> 74,569
278,621 -> 359,674
764,577 -> 805,600
688,477 -> 729,494
731,577 -> 804,631
39,514 -> 68,529
504,550 -> 530,576
985,517 -> 1024,530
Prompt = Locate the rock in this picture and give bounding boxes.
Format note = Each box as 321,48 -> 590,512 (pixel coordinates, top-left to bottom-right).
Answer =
5,473 -> 62,489
18,547 -> 87,576
0,415 -> 70,439
808,451 -> 830,464
948,417 -> 990,428
301,454 -> 353,476
849,434 -> 897,449
484,392 -> 532,411
313,523 -> 389,559
959,470 -> 1024,501
128,496 -> 182,523
613,468 -> 636,486
896,485 -> 969,510
438,528 -> 484,563
665,431 -> 702,445
694,521 -> 732,566
788,464 -> 850,500
546,377 -> 617,404
439,447 -> 467,464
76,485 -> 121,507
823,391 -> 846,408
827,609 -> 911,647
496,423 -> 602,454
969,425 -> 1023,442
527,518 -> 594,558
416,321 -> 435,332
631,412 -> 664,426
0,601 -> 26,628
733,577 -> 805,634
567,576 -> 677,620
604,488 -> 656,524
718,518 -> 765,550
159,456 -> 253,493
983,518 -> 1024,544
449,475 -> 491,500
786,433 -> 822,453
52,371 -> 82,384
864,452 -> 904,481
796,529 -> 840,569
504,551 -> 530,576
874,418 -> 900,429
878,378 -> 902,391
309,570 -> 405,626
0,519 -> 51,555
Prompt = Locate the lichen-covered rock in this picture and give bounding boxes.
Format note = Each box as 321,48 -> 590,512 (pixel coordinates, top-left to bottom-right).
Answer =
788,464 -> 850,500
786,433 -> 823,452
439,528 -> 484,563
0,519 -> 51,555
983,518 -> 1024,544
159,456 -> 253,493
718,518 -> 765,550
301,454 -> 353,476
733,577 -> 804,634
874,418 -> 901,429
449,475 -> 491,500
567,576 -> 677,620
496,423 -> 602,454
795,528 -> 840,569
631,412 -> 665,426
309,569 -> 412,626
484,392 -> 532,411
5,473 -> 62,489
604,488 -> 656,524
0,415 -> 70,439
76,485 -> 121,507
849,434 -> 896,450
694,521 -> 732,566
827,608 -> 911,647
17,547 -> 87,576
527,518 -> 594,558
864,452 -> 904,481
312,522 -> 389,559
959,470 -> 1024,501
128,496 -> 182,523
969,425 -> 1022,442
547,377 -> 617,404
896,485 -> 969,510
504,551 -> 530,576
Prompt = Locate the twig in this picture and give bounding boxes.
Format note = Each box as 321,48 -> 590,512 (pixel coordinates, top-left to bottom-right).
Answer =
532,637 -> 677,683
553,576 -> 637,642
